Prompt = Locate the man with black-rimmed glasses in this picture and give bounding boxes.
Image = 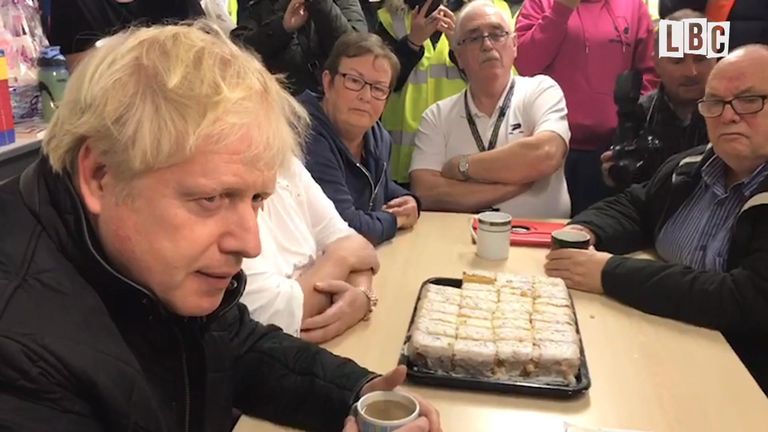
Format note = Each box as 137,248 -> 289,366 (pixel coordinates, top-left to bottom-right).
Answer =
544,44 -> 768,395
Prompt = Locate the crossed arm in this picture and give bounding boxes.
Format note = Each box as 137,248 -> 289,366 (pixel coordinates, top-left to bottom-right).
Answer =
410,131 -> 567,212
296,234 -> 378,319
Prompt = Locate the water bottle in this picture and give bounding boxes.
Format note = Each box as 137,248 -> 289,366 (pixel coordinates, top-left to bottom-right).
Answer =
38,46 -> 69,122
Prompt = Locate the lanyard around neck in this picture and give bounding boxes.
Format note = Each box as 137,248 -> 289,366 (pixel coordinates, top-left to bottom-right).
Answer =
464,82 -> 514,153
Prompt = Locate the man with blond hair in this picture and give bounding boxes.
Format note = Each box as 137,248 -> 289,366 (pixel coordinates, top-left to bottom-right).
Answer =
0,22 -> 439,432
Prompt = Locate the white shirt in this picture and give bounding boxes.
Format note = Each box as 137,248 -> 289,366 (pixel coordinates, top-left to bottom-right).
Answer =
240,158 -> 355,336
410,75 -> 572,218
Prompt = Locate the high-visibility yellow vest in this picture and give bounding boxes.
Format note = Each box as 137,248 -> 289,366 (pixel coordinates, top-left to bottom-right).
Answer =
379,0 -> 513,183
229,0 -> 238,22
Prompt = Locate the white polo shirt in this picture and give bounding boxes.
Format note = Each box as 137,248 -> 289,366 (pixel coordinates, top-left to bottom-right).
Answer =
241,157 -> 355,336
410,75 -> 572,218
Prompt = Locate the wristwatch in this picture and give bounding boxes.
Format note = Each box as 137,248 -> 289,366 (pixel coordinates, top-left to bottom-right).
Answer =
458,155 -> 471,181
356,286 -> 379,321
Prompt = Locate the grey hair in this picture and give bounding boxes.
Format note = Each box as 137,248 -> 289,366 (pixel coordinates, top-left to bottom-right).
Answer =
452,0 -> 512,49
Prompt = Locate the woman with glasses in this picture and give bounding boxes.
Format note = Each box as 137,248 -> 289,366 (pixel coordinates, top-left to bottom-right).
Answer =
515,0 -> 658,216
300,32 -> 421,246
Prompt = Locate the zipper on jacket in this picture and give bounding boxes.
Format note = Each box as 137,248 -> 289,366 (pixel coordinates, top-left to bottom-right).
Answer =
372,162 -> 387,209
174,326 -> 191,432
355,162 -> 377,211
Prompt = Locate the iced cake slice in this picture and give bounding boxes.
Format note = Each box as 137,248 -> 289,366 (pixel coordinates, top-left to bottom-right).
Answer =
457,325 -> 495,341
461,289 -> 498,303
417,299 -> 460,316
453,339 -> 496,377
494,327 -> 532,342
496,339 -> 534,376
460,296 -> 497,312
459,308 -> 493,320
530,341 -> 581,384
407,330 -> 454,371
462,269 -> 496,285
457,317 -> 492,329
461,282 -> 498,293
413,317 -> 457,338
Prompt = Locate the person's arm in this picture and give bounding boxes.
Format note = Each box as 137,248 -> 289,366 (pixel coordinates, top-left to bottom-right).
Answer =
442,76 -> 570,184
634,2 -> 659,94
310,0 -> 367,56
569,151 -> 686,254
568,183 -> 652,253
0,338 -> 106,430
408,100 -> 531,212
442,131 -> 566,184
227,304 -> 377,432
377,23 -> 425,92
231,0 -> 294,59
410,169 -> 531,212
296,235 -> 379,292
305,135 -> 398,246
514,0 -> 576,75
241,263 -> 311,335
0,394 -> 104,431
602,251 -> 768,333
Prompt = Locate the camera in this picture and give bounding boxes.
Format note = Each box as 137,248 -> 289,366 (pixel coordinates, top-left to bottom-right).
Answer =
608,70 -> 663,188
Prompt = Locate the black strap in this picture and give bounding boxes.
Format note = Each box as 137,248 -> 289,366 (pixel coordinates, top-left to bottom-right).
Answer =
464,82 -> 514,152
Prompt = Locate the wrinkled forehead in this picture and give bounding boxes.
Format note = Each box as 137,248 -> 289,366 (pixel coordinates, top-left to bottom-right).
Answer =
706,61 -> 767,97
457,5 -> 510,39
145,139 -> 279,195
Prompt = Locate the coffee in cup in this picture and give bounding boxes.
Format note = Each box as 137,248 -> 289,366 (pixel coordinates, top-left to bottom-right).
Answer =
356,391 -> 419,432
551,229 -> 591,250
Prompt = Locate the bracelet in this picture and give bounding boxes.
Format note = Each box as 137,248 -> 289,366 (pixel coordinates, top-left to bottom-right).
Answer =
406,38 -> 421,51
356,286 -> 379,321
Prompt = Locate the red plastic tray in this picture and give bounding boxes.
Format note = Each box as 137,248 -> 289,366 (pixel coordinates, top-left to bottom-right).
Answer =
470,218 -> 566,247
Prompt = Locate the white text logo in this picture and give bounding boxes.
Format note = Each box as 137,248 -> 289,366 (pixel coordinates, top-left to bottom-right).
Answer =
658,19 -> 730,58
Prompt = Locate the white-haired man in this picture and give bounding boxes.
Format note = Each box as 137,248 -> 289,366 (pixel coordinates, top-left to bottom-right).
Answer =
546,45 -> 768,395
0,23 -> 439,432
409,0 -> 571,217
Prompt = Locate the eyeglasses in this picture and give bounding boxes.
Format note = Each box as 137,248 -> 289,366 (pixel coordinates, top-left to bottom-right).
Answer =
697,95 -> 768,118
336,72 -> 390,101
457,31 -> 510,48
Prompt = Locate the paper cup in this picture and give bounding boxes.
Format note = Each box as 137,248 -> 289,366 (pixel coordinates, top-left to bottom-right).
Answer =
551,229 -> 591,250
355,391 -> 420,432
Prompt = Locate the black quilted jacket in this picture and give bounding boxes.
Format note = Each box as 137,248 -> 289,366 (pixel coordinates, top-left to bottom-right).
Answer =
0,159 -> 376,432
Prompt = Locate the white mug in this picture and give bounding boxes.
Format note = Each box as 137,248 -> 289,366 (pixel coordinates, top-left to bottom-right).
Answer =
355,391 -> 420,432
476,211 -> 512,260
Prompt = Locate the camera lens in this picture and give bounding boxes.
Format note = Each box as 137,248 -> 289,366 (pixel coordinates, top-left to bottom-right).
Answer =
608,159 -> 637,188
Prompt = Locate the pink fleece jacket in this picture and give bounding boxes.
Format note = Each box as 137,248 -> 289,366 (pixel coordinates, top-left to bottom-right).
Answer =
515,0 -> 657,151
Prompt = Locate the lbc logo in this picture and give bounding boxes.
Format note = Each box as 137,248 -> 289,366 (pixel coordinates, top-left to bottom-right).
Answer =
658,19 -> 730,59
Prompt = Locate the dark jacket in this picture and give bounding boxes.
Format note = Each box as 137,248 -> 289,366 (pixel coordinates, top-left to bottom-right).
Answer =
619,86 -> 709,185
232,0 -> 367,95
0,160 -> 376,431
571,145 -> 768,394
659,0 -> 768,48
48,0 -> 204,54
299,91 -> 418,246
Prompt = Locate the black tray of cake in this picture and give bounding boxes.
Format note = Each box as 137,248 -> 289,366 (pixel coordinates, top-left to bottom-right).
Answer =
397,270 -> 591,398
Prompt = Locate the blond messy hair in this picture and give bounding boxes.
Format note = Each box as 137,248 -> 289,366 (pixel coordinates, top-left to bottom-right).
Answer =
43,21 -> 307,181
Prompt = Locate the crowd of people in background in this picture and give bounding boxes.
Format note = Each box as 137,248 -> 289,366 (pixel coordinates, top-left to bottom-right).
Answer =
1,0 -> 766,430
